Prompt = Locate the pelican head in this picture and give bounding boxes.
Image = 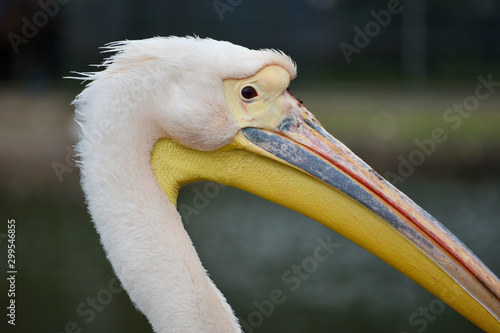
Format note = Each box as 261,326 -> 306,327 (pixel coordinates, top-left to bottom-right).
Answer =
74,36 -> 500,332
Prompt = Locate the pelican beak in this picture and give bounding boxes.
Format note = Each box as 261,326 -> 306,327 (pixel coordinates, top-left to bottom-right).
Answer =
151,65 -> 500,332
226,66 -> 500,331
230,90 -> 500,330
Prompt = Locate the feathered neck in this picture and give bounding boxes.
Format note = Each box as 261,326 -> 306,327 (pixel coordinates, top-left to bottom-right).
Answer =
74,44 -> 241,332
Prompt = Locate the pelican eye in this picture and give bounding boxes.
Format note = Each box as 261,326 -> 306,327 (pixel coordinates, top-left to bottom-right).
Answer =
241,86 -> 258,100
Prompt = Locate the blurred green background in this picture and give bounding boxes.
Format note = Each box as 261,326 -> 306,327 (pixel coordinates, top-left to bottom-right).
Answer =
1,0 -> 499,332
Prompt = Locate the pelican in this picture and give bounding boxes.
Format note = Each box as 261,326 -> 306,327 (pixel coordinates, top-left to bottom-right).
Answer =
73,36 -> 500,332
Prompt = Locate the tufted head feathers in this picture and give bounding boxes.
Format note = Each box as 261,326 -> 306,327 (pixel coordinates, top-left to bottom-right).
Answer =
74,36 -> 297,151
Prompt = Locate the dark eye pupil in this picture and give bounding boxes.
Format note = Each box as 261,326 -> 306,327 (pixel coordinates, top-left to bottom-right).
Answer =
241,86 -> 258,99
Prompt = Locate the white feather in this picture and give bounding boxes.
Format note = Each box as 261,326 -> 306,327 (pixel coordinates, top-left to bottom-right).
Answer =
74,36 -> 296,332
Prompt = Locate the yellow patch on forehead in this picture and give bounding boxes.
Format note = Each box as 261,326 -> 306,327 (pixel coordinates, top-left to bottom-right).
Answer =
223,65 -> 292,130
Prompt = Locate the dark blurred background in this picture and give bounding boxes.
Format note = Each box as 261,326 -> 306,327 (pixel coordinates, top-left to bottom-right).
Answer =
1,0 -> 499,332
1,0 -> 500,82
